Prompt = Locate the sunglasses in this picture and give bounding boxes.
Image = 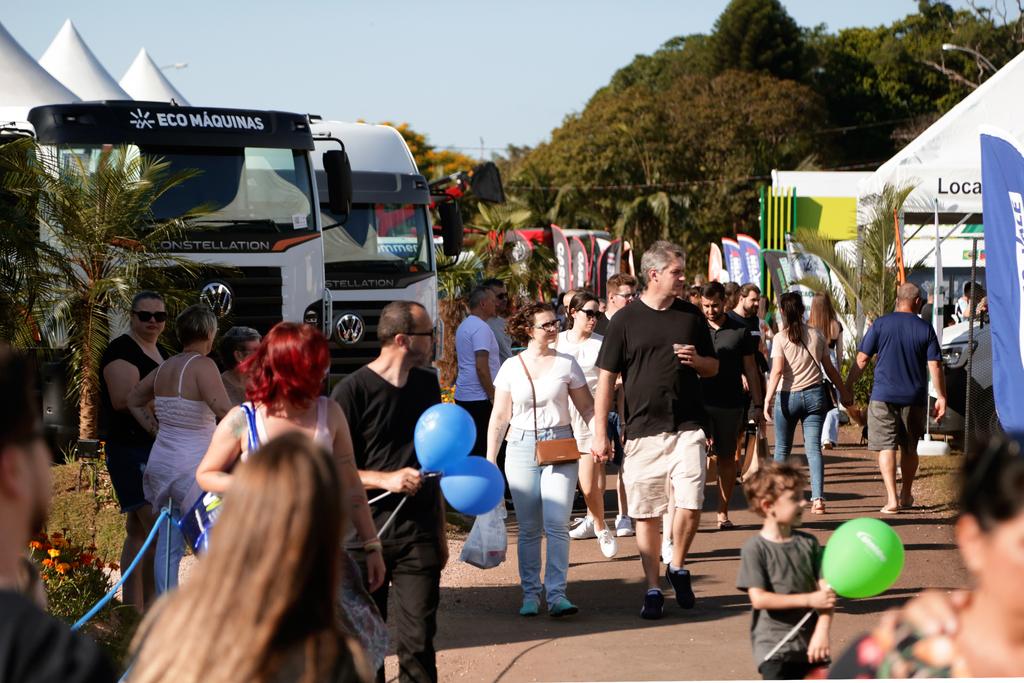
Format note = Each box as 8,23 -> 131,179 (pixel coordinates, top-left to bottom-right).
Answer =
534,320 -> 560,331
406,330 -> 435,338
577,309 -> 599,319
133,310 -> 168,323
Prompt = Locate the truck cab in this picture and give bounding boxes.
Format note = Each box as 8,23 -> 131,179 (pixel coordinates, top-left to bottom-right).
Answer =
27,101 -> 327,334
310,120 -> 453,385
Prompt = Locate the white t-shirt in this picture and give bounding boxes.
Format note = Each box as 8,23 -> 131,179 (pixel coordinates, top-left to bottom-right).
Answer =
555,331 -> 603,450
454,315 -> 500,401
494,352 -> 587,432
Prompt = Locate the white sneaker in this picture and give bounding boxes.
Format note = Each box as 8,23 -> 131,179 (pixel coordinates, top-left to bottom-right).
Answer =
661,539 -> 673,565
597,528 -> 618,558
569,517 -> 597,540
614,515 -> 635,537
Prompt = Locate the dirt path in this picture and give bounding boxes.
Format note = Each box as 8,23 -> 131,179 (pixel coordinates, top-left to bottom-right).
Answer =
385,427 -> 966,682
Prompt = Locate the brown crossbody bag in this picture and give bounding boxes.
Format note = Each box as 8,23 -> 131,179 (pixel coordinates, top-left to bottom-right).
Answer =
518,354 -> 581,466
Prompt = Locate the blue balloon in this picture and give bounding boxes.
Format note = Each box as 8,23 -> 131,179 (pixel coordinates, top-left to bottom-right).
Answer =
414,403 -> 476,472
440,457 -> 504,516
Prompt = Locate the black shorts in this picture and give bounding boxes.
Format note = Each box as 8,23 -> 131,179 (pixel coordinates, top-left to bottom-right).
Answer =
705,406 -> 744,460
608,412 -> 625,466
105,442 -> 152,513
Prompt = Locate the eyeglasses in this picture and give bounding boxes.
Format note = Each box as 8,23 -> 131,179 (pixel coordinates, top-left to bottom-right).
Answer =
133,310 -> 167,323
406,330 -> 435,338
613,292 -> 636,301
534,321 -> 560,331
578,309 -> 599,319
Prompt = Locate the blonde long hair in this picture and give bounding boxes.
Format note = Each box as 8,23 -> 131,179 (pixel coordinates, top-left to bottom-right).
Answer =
129,433 -> 368,683
808,292 -> 838,341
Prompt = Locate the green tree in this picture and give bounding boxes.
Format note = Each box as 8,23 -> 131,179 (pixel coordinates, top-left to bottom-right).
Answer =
3,143 -> 207,439
711,0 -> 805,80
376,121 -> 479,180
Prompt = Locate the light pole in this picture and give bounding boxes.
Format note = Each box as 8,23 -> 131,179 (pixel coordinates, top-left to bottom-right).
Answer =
160,62 -> 188,71
941,43 -> 997,73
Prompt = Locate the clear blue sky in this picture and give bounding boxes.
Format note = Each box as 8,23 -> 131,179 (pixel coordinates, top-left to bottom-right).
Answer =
2,1 -> 1001,155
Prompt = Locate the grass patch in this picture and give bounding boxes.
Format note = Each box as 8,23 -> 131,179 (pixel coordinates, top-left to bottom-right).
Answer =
913,454 -> 962,517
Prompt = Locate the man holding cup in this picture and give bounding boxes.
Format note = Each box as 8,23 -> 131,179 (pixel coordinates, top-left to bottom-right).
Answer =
592,241 -> 718,620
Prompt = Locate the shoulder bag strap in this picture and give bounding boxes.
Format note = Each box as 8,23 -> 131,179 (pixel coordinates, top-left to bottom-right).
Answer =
240,402 -> 261,453
798,333 -> 826,384
517,354 -> 539,441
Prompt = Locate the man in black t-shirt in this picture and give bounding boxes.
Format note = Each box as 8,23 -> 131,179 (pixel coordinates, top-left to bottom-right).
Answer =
0,352 -> 115,682
331,301 -> 445,683
699,282 -> 764,529
593,241 -> 719,620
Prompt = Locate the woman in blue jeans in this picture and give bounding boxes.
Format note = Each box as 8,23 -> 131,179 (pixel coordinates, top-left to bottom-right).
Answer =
486,302 -> 596,618
763,293 -> 852,514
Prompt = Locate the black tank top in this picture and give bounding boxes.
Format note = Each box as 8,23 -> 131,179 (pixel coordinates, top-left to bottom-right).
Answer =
99,334 -> 163,445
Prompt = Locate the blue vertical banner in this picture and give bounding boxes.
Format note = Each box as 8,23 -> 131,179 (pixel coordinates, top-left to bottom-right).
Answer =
980,127 -> 1024,433
737,233 -> 762,286
721,237 -> 746,284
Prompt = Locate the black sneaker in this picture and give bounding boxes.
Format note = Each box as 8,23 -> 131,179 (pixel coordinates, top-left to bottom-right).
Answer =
666,566 -> 696,608
640,589 -> 664,620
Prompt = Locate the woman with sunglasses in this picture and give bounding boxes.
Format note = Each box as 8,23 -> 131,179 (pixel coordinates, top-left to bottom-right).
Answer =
486,302 -> 596,618
558,291 -> 617,559
99,290 -> 167,612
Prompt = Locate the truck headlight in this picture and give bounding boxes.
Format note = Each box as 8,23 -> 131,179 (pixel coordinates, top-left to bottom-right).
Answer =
941,342 -> 976,368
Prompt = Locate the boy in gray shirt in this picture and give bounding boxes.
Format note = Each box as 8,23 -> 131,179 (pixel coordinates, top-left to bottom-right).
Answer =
737,462 -> 835,680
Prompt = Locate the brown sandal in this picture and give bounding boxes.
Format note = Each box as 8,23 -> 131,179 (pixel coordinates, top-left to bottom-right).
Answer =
810,499 -> 826,514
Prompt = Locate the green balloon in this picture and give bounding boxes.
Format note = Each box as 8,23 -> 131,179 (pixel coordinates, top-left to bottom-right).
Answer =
822,517 -> 905,598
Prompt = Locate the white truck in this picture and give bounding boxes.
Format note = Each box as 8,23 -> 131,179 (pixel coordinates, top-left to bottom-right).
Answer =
309,120 -> 464,385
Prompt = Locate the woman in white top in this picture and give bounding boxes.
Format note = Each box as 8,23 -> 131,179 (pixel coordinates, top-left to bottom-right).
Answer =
486,303 -> 595,618
763,293 -> 852,515
196,323 -> 386,592
555,291 -> 616,559
128,305 -> 233,594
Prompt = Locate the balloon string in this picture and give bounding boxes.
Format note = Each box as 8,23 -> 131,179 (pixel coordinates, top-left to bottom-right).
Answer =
367,470 -> 442,505
761,609 -> 814,663
377,496 -> 409,537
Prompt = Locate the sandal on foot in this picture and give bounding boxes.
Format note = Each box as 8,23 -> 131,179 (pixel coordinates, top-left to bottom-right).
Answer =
717,518 -> 735,529
810,499 -> 826,514
879,505 -> 900,515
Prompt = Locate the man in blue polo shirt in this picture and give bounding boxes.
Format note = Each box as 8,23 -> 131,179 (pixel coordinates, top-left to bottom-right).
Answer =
844,282 -> 946,514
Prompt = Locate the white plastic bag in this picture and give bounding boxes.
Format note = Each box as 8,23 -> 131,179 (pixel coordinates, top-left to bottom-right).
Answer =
459,504 -> 507,569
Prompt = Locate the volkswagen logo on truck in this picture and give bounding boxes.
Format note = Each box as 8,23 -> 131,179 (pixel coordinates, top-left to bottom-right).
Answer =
336,313 -> 365,345
200,281 -> 233,318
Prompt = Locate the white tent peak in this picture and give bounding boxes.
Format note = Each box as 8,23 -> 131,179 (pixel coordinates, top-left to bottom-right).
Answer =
859,48 -> 1024,218
39,19 -> 131,102
0,19 -> 79,124
119,48 -> 189,105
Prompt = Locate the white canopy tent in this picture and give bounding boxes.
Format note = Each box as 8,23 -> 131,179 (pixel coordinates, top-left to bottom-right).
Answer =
858,48 -> 1024,223
0,19 -> 79,127
119,48 -> 189,105
39,19 -> 130,101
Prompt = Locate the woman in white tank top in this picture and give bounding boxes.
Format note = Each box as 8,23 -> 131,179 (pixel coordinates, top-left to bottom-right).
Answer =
196,323 -> 386,591
128,305 -> 232,593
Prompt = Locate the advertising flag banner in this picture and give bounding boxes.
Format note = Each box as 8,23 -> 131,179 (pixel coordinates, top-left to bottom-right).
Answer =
551,224 -> 572,292
762,249 -> 794,307
708,242 -> 725,283
721,237 -> 746,283
570,236 -> 589,293
597,239 -> 622,299
737,233 -> 762,286
980,127 -> 1024,432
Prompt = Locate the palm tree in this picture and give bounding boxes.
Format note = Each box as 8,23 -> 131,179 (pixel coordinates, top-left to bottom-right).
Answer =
790,182 -> 916,340
614,191 -> 689,259
3,142 -> 209,439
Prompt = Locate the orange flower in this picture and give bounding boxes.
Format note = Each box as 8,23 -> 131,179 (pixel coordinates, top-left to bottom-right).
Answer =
55,562 -> 71,575
28,540 -> 44,550
47,548 -> 60,559
42,558 -> 54,567
108,562 -> 120,571
80,553 -> 94,564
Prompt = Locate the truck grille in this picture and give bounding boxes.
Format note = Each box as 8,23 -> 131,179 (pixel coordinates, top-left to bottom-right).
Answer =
198,266 -> 283,336
328,300 -> 386,385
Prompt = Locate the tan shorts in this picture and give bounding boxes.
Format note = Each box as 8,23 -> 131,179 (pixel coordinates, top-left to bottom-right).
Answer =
867,401 -> 927,452
622,429 -> 707,518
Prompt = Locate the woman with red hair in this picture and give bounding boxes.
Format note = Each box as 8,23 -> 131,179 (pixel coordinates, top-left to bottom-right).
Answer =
196,322 -> 385,591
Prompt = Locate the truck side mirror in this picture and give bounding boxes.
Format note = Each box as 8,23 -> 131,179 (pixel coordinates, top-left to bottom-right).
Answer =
437,202 -> 464,257
322,150 -> 352,217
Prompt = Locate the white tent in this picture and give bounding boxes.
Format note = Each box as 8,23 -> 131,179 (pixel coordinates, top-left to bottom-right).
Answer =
39,19 -> 130,101
0,19 -> 79,125
858,48 -> 1024,221
119,48 -> 189,105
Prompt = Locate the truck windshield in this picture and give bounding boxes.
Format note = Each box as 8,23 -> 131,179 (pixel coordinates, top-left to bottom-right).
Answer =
323,203 -> 431,272
56,145 -> 315,232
